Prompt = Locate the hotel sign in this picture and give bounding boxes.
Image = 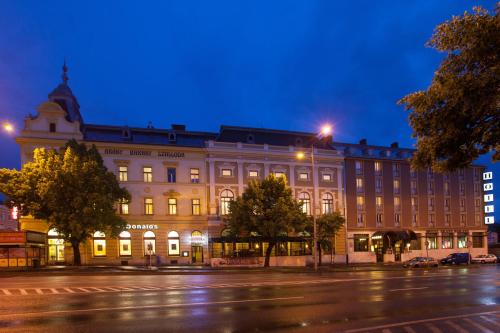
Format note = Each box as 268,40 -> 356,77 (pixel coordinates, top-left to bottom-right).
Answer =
483,171 -> 494,224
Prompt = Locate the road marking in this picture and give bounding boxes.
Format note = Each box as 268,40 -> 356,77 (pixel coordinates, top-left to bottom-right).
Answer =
19,289 -> 28,295
445,320 -> 469,333
344,311 -> 500,333
63,288 -> 75,293
425,323 -> 442,333
77,288 -> 91,293
35,289 -> 43,295
389,287 -> 428,292
463,318 -> 494,333
403,326 -> 417,333
90,287 -> 105,292
1,289 -> 12,296
479,315 -> 500,328
50,288 -> 59,294
0,296 -> 304,319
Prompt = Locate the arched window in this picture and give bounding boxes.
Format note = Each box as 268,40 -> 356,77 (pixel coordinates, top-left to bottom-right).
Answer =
119,231 -> 131,256
220,189 -> 234,215
298,192 -> 311,216
93,231 -> 106,257
191,230 -> 204,245
322,193 -> 334,214
143,231 -> 156,255
168,231 -> 180,256
48,229 -> 64,262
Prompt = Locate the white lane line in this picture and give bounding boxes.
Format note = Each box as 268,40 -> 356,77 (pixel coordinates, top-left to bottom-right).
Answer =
445,320 -> 469,333
0,296 -> 304,318
389,287 -> 429,292
344,311 -> 500,333
425,323 -> 443,333
63,288 -> 75,293
105,287 -> 122,291
19,289 -> 28,295
479,316 -> 500,328
77,288 -> 91,293
90,287 -> 105,292
35,289 -> 43,295
463,318 -> 494,333
50,288 -> 59,294
1,289 -> 12,296
403,326 -> 417,333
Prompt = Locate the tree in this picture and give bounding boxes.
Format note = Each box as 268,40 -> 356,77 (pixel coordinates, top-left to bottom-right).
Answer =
311,212 -> 345,266
398,6 -> 499,172
0,139 -> 130,265
225,175 -> 307,267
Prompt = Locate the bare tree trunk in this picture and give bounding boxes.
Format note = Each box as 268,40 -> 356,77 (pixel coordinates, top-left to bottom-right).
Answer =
264,241 -> 276,267
71,240 -> 81,266
318,243 -> 322,266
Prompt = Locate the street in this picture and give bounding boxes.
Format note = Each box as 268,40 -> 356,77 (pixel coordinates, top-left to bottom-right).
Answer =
0,266 -> 498,332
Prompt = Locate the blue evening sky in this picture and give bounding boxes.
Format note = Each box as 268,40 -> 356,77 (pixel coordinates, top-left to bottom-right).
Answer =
0,1 -> 497,221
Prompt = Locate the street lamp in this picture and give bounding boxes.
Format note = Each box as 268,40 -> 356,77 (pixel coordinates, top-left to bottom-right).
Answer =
3,122 -> 14,134
296,124 -> 332,272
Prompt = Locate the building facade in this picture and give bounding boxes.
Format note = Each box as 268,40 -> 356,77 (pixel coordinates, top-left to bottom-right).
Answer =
14,69 -> 488,266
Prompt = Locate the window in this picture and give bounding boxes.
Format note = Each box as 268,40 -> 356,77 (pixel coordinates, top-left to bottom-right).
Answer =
168,198 -> 177,215
392,163 -> 400,177
119,199 -> 129,215
374,161 -> 382,175
354,234 -> 369,252
394,213 -> 401,225
322,193 -> 333,214
394,197 -> 401,209
475,198 -> 481,208
412,213 -> 418,226
444,198 -> 450,211
442,234 -> 453,249
356,178 -> 363,192
356,196 -> 364,211
457,233 -> 467,248
119,166 -> 128,182
393,179 -> 400,194
410,234 -> 422,250
428,181 -> 434,195
190,168 -> 200,183
376,213 -> 383,226
192,199 -> 200,215
356,213 -> 365,226
299,192 -> 311,216
93,231 -> 106,257
429,197 -> 434,211
474,183 -> 480,194
144,198 -> 153,215
274,171 -> 285,178
322,173 -> 332,181
220,189 -> 234,215
429,214 -> 435,226
411,180 -> 418,195
167,168 -> 176,183
376,196 -> 383,209
49,122 -> 56,132
458,168 -> 465,179
143,167 -> 153,182
248,170 -> 259,178
168,231 -> 180,256
222,169 -> 233,177
459,183 -> 465,195
411,197 -> 418,210
410,169 -> 417,178
444,214 -> 450,226
460,214 -> 466,225
119,231 -> 131,256
426,234 -> 437,249
475,214 -> 481,225
143,231 -> 156,255
355,161 -> 363,175
299,172 -> 309,180
472,232 -> 483,248
444,182 -> 450,195
460,199 -> 465,211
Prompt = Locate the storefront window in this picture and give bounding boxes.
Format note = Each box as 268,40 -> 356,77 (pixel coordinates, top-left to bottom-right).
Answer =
93,231 -> 106,257
48,229 -> 65,262
119,231 -> 132,256
168,231 -> 180,256
410,234 -> 422,250
426,234 -> 437,249
354,234 -> 369,252
441,234 -> 453,249
472,232 -> 483,248
457,233 -> 467,248
143,231 -> 156,255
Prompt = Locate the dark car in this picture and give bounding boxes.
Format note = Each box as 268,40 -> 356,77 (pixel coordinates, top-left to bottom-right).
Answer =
440,253 -> 470,265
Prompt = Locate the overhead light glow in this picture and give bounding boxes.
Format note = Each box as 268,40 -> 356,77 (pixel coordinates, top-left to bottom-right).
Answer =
3,122 -> 14,133
321,124 -> 332,136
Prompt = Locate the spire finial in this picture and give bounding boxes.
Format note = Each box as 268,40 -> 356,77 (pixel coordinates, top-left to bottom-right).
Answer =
62,59 -> 68,84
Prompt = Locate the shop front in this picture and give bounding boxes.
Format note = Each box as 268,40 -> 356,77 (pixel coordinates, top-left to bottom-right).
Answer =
0,231 -> 46,268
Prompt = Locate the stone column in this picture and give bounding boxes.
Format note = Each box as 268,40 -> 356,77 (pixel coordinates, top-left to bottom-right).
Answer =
264,163 -> 270,177
289,165 -> 295,188
312,160 -> 320,217
237,161 -> 244,196
208,160 -> 216,215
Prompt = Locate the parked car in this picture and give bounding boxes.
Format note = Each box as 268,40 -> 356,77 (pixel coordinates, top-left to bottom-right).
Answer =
403,257 -> 439,268
471,254 -> 498,264
440,253 -> 470,265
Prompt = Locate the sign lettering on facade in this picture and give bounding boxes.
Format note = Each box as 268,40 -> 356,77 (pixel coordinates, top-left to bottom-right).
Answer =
158,151 -> 185,158
126,224 -> 159,230
483,171 -> 494,225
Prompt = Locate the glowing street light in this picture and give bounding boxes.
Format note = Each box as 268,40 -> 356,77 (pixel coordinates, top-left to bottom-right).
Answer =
296,151 -> 305,160
3,122 -> 14,133
321,124 -> 332,136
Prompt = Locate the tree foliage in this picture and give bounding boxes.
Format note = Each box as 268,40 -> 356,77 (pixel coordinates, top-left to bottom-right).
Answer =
0,140 -> 130,265
225,175 -> 307,267
399,6 -> 499,172
310,212 -> 345,265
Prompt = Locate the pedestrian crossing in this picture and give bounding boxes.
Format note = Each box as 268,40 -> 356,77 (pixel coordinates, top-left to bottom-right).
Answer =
345,311 -> 500,333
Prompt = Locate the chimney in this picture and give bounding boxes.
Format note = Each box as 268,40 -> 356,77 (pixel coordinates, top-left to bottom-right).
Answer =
359,138 -> 367,145
171,124 -> 186,131
390,142 -> 399,148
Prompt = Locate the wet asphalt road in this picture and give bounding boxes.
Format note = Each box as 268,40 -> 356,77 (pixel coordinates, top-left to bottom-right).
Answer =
0,266 -> 498,332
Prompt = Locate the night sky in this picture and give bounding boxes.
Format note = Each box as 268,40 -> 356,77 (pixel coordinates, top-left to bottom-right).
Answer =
0,1 -> 497,221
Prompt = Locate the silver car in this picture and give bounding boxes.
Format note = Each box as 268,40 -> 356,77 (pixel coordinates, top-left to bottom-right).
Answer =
403,257 -> 439,268
471,254 -> 498,264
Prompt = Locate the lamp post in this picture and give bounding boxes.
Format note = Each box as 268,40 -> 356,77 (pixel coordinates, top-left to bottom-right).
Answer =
2,122 -> 14,134
297,124 -> 332,272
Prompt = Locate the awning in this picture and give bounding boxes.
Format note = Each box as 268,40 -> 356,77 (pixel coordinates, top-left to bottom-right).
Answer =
372,230 -> 417,241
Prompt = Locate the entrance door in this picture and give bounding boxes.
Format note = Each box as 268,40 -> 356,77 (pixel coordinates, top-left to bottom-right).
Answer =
394,242 -> 402,262
48,239 -> 65,263
373,239 -> 383,263
191,246 -> 203,263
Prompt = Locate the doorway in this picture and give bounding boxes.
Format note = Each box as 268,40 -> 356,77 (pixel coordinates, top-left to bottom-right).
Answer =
191,245 -> 203,263
373,239 -> 383,263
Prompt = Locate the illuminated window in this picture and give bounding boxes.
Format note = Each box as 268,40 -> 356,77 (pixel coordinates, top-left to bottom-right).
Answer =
393,179 -> 400,194
221,169 -> 232,177
119,231 -> 131,256
376,196 -> 383,209
143,231 -> 156,255
168,231 -> 180,256
144,198 -> 153,215
356,213 -> 365,226
298,192 -> 311,216
444,182 -> 450,195
143,167 -> 153,182
411,197 -> 418,210
192,199 -> 200,215
248,170 -> 259,178
299,172 -> 309,180
441,234 -> 453,249
354,234 -> 368,252
356,177 -> 363,192
93,231 -> 106,257
168,198 -> 177,215
119,166 -> 128,182
274,171 -> 285,178
220,189 -> 234,215
356,196 -> 364,210
426,234 -> 437,249
394,213 -> 401,225
322,193 -> 333,214
394,197 -> 400,209
322,173 -> 332,181
376,213 -> 383,226
374,161 -> 382,174
190,168 -> 200,183
167,168 -> 176,183
457,233 -> 467,248
119,199 -> 129,215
